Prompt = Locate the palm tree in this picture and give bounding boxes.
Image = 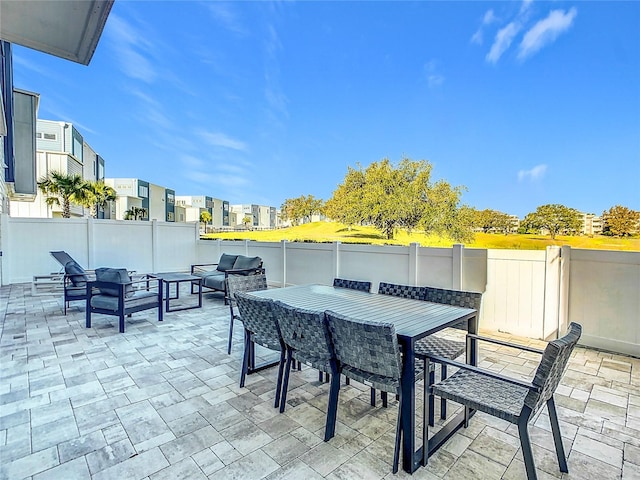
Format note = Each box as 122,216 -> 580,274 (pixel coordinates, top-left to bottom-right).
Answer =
80,180 -> 117,218
37,171 -> 88,218
200,210 -> 212,232
124,206 -> 146,220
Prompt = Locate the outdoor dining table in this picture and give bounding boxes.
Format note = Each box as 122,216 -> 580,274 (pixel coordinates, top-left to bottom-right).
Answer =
248,284 -> 478,474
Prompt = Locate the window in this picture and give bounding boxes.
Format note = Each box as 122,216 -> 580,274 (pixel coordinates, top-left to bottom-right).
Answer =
167,212 -> 174,221
36,132 -> 42,138
44,133 -> 56,140
167,193 -> 175,203
138,185 -> 148,198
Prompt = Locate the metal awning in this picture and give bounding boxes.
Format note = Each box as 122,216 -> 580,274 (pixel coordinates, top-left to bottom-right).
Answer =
0,0 -> 114,65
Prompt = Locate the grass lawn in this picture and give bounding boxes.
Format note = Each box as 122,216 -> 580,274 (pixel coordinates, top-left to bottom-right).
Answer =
203,222 -> 640,251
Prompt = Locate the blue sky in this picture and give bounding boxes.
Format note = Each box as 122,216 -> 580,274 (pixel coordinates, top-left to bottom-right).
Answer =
13,1 -> 640,218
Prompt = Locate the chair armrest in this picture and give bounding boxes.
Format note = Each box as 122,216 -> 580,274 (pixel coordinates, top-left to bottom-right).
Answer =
466,333 -> 545,354
426,354 -> 540,391
191,263 -> 219,274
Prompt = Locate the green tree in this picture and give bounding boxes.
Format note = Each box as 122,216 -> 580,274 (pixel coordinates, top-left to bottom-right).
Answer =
124,206 -> 146,220
242,215 -> 253,228
281,195 -> 324,226
602,205 -> 640,237
37,171 -> 89,218
200,210 -> 212,232
79,180 -> 116,218
326,157 -> 470,241
470,208 -> 514,234
521,204 -> 582,239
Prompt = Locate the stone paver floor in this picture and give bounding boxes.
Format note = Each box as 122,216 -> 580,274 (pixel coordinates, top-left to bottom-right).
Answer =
1,282 -> 639,479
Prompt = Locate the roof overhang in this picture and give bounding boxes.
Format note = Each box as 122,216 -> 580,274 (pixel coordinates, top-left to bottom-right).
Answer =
0,0 -> 114,65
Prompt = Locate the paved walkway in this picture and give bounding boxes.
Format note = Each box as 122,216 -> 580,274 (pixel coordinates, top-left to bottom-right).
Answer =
1,283 -> 639,479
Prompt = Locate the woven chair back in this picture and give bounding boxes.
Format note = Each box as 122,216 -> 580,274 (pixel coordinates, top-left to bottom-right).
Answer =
273,302 -> 334,363
234,292 -> 282,351
326,310 -> 402,382
378,282 -> 424,300
227,273 -> 268,302
333,278 -> 372,292
524,322 -> 582,413
423,287 -> 482,330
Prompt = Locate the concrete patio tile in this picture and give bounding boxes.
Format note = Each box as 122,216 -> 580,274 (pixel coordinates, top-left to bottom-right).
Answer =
468,426 -> 519,467
58,429 -> 107,463
159,425 -> 222,464
191,447 -> 224,476
623,461 -> 640,479
572,429 -> 623,468
149,457 -> 207,480
300,441 -> 353,477
265,459 -> 326,480
0,445 -> 59,480
564,450 -> 622,479
261,433 -> 310,465
31,415 -> 80,453
91,446 -> 170,480
220,418 -> 274,456
443,448 -> 506,479
502,458 -> 560,480
32,457 -> 91,480
215,449 -> 280,480
325,449 -> 392,479
85,438 -> 136,474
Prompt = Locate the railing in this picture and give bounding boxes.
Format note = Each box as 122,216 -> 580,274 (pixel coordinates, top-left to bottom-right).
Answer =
1,214 -> 638,356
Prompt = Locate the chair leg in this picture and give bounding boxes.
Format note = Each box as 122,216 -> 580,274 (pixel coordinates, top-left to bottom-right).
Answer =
428,369 -> 435,427
279,349 -> 294,413
423,357 -> 430,466
440,364 -> 447,420
381,391 -> 388,408
318,371 -> 323,383
392,392 -> 403,474
227,316 -> 234,355
518,415 -> 538,480
119,313 -> 125,333
547,397 -> 568,473
274,349 -> 286,409
325,369 -> 341,441
371,388 -> 376,407
240,331 -> 251,388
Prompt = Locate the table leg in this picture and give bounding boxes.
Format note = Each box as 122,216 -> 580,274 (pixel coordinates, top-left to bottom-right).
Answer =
400,337 -> 416,473
165,281 -> 170,312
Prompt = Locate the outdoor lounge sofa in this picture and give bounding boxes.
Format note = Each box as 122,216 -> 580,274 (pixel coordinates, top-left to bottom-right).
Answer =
190,253 -> 264,303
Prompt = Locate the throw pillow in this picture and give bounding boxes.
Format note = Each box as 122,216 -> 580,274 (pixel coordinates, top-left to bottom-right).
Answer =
232,256 -> 262,275
64,261 -> 88,287
95,268 -> 134,297
216,253 -> 239,272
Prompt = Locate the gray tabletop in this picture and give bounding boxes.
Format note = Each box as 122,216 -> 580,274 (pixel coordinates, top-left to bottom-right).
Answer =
249,284 -> 477,341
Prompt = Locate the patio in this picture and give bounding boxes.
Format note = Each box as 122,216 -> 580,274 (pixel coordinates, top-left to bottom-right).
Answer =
1,283 -> 639,480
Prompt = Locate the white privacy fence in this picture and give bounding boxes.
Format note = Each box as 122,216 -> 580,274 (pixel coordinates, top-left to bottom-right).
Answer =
1,215 -> 639,356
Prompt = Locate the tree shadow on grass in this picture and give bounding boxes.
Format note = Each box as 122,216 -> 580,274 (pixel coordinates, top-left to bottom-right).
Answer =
343,232 -> 385,240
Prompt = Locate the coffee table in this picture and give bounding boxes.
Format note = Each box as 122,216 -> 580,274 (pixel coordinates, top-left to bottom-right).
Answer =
155,272 -> 202,312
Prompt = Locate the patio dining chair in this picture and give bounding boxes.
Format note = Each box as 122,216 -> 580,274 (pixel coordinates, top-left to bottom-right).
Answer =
414,287 -> 483,425
325,310 -> 426,474
378,281 -> 424,300
333,278 -> 372,292
425,322 -> 582,478
226,274 -> 268,355
50,251 -> 92,314
233,292 -> 286,409
272,302 -> 340,440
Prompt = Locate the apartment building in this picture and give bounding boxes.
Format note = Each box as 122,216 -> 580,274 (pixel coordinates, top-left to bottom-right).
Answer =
581,213 -> 603,235
9,119 -> 105,218
105,178 -> 175,222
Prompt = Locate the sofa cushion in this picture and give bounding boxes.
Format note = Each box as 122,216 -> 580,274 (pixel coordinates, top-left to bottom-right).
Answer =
95,268 -> 134,297
65,261 -> 88,287
232,255 -> 262,274
202,272 -> 226,291
216,254 -> 239,272
91,291 -> 158,311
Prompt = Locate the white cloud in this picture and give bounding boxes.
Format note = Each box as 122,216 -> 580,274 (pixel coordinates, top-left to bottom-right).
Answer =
106,14 -> 157,82
486,22 -> 521,64
518,164 -> 548,181
206,3 -> 248,36
199,131 -> 247,151
518,8 -> 577,60
424,60 -> 445,88
471,9 -> 497,45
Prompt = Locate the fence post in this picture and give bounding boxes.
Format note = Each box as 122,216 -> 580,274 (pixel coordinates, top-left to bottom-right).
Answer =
86,217 -> 94,269
558,246 -> 571,337
409,242 -> 419,285
333,241 -> 340,281
543,246 -> 562,340
281,239 -> 288,287
151,219 -> 158,273
452,244 -> 463,290
0,214 -> 10,285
